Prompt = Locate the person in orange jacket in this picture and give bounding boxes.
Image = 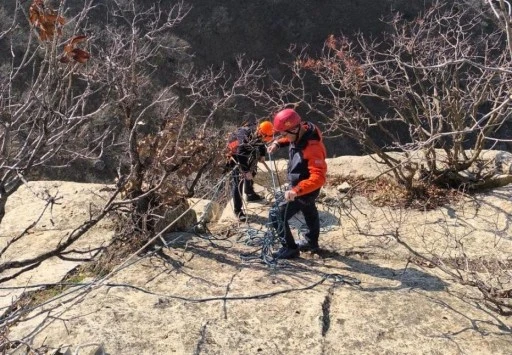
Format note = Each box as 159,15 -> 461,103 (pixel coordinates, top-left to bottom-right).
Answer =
226,120 -> 274,221
267,108 -> 327,259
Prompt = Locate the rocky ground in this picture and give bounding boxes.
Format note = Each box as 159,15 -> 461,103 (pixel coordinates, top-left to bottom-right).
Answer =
2,154 -> 512,354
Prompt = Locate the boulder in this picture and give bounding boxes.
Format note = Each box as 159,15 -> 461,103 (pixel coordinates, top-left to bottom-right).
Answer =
154,200 -> 198,233
188,198 -> 222,223
495,151 -> 512,174
337,181 -> 352,193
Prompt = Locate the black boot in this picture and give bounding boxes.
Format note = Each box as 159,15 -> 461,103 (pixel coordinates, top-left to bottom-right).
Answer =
272,246 -> 300,259
235,211 -> 247,222
246,193 -> 264,202
297,239 -> 319,252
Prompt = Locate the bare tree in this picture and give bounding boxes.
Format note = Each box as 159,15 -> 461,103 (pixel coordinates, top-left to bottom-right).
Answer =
0,0 -> 110,223
484,0 -> 512,56
0,0 -> 266,335
250,0 -> 512,315
89,0 -> 266,236
262,1 -> 512,191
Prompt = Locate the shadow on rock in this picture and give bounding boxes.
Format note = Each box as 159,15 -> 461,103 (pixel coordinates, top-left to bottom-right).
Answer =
244,208 -> 340,234
299,249 -> 447,292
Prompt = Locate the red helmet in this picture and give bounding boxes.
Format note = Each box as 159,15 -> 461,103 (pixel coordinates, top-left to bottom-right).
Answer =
273,109 -> 301,132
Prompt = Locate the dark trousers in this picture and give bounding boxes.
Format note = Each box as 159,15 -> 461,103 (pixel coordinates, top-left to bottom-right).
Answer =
270,189 -> 320,248
231,169 -> 256,213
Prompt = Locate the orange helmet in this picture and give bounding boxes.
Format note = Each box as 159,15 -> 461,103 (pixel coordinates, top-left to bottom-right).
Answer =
258,121 -> 274,142
273,109 -> 301,132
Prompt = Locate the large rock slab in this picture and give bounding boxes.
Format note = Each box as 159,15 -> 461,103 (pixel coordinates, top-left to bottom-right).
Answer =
0,181 -> 116,311
4,154 -> 512,354
6,243 -> 511,355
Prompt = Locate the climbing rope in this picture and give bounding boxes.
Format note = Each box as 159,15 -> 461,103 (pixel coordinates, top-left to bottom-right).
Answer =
237,151 -> 291,266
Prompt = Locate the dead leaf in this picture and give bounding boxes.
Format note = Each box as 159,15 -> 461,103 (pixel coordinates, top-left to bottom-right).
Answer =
60,35 -> 90,64
29,0 -> 65,41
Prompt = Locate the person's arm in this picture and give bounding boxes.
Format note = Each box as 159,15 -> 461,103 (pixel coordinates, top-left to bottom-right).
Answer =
291,141 -> 327,196
233,128 -> 253,172
258,142 -> 266,162
267,137 -> 290,154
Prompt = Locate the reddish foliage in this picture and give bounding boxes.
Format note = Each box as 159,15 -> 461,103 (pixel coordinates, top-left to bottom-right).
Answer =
121,117 -> 225,205
299,34 -> 365,89
300,58 -> 322,71
29,0 -> 66,41
328,175 -> 460,210
60,35 -> 90,64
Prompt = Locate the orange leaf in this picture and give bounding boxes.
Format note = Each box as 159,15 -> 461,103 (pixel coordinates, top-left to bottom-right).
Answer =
28,0 -> 65,41
64,35 -> 87,52
61,35 -> 90,64
72,49 -> 90,63
59,55 -> 70,63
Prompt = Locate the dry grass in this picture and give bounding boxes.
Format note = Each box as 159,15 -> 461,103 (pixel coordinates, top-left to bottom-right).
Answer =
328,175 -> 461,210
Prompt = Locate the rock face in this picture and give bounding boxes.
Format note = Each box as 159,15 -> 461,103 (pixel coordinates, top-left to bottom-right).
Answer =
4,156 -> 512,354
0,181 -> 116,311
169,0 -> 512,156
495,151 -> 512,174
171,0 -> 438,155
188,198 -> 222,224
154,199 -> 198,233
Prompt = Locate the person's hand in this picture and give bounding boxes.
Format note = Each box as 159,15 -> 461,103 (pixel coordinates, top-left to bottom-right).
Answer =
267,141 -> 279,154
244,172 -> 253,180
284,190 -> 297,201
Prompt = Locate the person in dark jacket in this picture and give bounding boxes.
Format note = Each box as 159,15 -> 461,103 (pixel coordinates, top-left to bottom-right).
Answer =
267,108 -> 327,259
227,120 -> 274,221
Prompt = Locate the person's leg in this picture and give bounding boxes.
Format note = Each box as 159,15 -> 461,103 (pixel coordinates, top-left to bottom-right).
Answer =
232,169 -> 243,215
269,200 -> 301,259
297,191 -> 321,249
244,177 -> 255,196
301,203 -> 320,246
270,200 -> 301,248
245,170 -> 264,201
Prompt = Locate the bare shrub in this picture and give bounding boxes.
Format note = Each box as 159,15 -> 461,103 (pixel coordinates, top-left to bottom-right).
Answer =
262,1 -> 512,191
0,0 -> 266,339
263,0 -> 512,315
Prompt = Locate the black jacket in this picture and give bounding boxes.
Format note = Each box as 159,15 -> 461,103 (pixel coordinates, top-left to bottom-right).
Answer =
226,126 -> 266,173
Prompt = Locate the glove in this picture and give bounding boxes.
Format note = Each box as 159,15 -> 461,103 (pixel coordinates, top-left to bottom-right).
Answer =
267,141 -> 279,154
284,190 -> 297,201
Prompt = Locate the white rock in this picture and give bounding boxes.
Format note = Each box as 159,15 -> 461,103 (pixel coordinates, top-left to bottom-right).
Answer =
337,182 -> 352,193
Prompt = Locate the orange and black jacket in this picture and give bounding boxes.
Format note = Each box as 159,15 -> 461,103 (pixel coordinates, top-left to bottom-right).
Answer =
274,122 -> 327,196
226,126 -> 266,173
